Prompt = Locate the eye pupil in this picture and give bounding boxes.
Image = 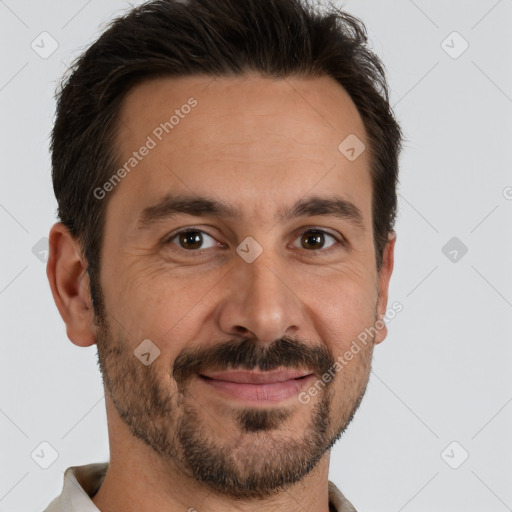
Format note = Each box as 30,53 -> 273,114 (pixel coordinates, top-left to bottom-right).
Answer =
302,230 -> 324,250
171,228 -> 336,253
179,231 -> 202,250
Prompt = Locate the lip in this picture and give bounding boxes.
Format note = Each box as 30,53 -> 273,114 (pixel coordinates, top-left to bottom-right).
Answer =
201,369 -> 313,384
198,369 -> 315,402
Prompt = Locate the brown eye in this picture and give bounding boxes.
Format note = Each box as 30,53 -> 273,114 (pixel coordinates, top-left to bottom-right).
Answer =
168,229 -> 217,250
301,230 -> 324,249
293,229 -> 339,252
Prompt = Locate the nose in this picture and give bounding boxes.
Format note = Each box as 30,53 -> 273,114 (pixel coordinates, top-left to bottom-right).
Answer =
216,249 -> 305,344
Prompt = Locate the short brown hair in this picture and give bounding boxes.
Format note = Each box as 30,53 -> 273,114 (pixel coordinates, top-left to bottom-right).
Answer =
51,0 -> 402,313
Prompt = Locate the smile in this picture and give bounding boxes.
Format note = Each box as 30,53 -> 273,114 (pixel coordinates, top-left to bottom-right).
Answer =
198,369 -> 315,402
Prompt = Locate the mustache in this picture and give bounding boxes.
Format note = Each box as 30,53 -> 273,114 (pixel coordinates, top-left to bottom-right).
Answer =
172,336 -> 335,387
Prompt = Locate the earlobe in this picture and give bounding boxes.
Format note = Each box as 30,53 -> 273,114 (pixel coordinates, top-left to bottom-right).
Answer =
374,231 -> 396,345
46,222 -> 97,347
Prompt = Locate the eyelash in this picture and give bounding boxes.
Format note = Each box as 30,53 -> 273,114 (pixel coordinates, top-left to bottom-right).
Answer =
163,227 -> 346,255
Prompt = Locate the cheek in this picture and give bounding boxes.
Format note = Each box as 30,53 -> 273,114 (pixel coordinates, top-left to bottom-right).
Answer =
302,260 -> 376,308
102,258 -> 224,344
304,270 -> 377,358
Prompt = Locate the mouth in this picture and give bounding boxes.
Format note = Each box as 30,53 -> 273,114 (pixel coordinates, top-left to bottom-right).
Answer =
198,369 -> 315,403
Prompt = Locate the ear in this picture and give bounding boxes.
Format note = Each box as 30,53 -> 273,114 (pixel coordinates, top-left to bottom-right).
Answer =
374,231 -> 396,345
46,222 -> 97,347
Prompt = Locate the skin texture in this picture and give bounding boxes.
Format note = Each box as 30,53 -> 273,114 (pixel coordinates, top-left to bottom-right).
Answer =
47,73 -> 396,512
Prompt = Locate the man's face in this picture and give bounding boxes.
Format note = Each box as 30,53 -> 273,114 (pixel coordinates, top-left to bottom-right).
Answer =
92,73 -> 393,498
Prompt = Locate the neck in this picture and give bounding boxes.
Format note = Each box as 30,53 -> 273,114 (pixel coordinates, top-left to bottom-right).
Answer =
92,428 -> 332,512
92,394 -> 334,512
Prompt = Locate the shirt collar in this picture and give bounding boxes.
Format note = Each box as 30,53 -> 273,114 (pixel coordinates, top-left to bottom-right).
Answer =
45,463 -> 357,512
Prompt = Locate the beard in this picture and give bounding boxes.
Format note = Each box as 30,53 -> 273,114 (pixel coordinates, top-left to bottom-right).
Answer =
91,277 -> 374,500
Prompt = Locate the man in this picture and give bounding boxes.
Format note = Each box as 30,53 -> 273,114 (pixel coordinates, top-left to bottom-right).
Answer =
44,0 -> 402,510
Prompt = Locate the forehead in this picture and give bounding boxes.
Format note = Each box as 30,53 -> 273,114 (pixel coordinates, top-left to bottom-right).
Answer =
108,73 -> 372,233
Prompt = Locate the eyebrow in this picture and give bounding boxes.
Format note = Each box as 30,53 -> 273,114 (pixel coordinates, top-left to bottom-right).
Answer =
137,193 -> 365,232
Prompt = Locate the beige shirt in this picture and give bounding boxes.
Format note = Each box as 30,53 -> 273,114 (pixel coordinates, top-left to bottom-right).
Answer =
44,463 -> 358,512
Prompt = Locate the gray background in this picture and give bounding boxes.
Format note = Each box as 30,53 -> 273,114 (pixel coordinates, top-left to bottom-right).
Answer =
1,0 -> 511,511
